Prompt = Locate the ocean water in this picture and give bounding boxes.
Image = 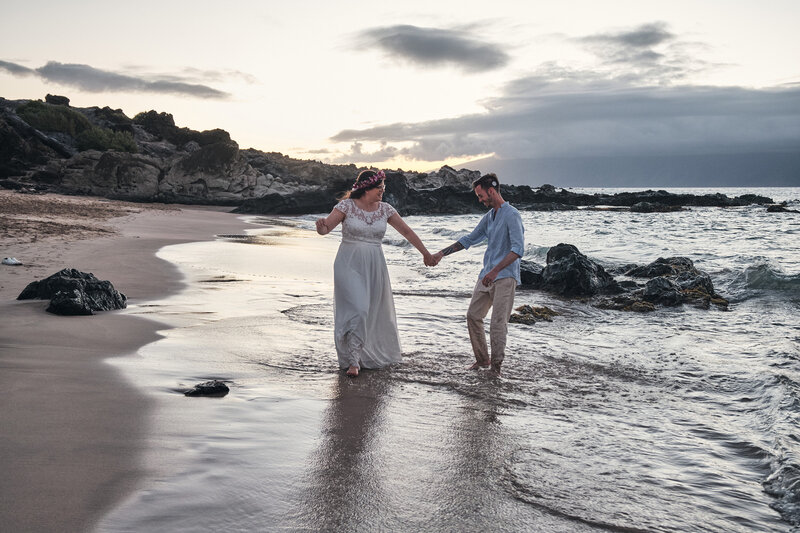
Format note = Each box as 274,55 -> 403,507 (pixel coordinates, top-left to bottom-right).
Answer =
100,188 -> 800,532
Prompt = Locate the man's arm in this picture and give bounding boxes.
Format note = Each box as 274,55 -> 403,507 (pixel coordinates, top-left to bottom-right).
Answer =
440,241 -> 464,257
481,251 -> 522,286
432,215 -> 488,265
430,241 -> 463,266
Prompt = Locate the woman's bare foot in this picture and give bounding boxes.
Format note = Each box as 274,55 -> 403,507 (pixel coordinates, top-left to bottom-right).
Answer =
467,362 -> 490,370
346,365 -> 359,377
490,362 -> 502,375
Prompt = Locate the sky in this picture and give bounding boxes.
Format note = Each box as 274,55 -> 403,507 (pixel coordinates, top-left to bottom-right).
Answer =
2,0 -> 799,186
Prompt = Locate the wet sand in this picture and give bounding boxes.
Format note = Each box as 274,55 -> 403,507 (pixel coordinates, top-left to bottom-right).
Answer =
0,191 -> 248,532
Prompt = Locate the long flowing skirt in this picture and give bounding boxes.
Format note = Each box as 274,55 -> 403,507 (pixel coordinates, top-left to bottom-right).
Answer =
333,240 -> 402,369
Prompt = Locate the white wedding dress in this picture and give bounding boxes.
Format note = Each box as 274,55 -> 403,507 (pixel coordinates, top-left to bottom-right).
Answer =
332,199 -> 402,369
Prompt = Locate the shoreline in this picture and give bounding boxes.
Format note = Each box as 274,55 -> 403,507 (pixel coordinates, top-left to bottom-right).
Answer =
0,191 -> 249,532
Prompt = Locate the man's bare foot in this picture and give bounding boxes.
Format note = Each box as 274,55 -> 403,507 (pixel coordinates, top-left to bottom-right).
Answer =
346,365 -> 359,377
490,363 -> 502,375
467,362 -> 490,370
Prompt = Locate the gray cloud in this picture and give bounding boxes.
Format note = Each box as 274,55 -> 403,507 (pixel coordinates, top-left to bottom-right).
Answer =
573,22 -> 715,85
328,141 -> 405,164
331,22 -> 800,169
0,60 -> 36,76
0,60 -> 230,98
580,21 -> 674,50
331,75 -> 800,162
356,24 -> 510,73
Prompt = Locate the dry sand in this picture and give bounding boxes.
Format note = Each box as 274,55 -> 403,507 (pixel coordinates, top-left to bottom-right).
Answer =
0,190 -> 249,532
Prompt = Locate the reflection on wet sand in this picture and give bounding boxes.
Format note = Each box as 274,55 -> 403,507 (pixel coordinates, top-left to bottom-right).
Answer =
300,372 -> 390,531
295,366 -> 558,532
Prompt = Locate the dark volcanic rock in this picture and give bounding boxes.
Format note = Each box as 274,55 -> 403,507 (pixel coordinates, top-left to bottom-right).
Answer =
767,204 -> 799,213
185,380 -> 230,397
539,244 -> 622,296
630,202 -> 683,213
601,255 -> 728,311
643,277 -> 685,306
45,94 -> 70,106
17,268 -> 127,315
519,259 -> 544,288
625,257 -> 696,278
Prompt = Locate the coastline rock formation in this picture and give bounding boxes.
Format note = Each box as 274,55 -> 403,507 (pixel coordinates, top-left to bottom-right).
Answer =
598,256 -> 728,311
519,244 -> 621,297
1,95 -> 778,214
17,268 -> 127,315
519,245 -> 727,313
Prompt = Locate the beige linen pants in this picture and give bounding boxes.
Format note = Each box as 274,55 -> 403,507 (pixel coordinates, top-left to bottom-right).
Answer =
466,277 -> 517,366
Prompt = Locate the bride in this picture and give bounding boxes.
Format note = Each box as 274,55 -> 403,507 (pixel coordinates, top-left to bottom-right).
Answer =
316,170 -> 434,377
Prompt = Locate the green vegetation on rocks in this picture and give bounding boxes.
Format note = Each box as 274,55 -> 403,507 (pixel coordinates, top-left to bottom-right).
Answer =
17,100 -> 92,137
76,127 -> 137,152
17,100 -> 137,153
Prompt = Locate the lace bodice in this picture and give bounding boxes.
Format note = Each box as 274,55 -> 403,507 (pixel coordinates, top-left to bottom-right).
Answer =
335,199 -> 397,244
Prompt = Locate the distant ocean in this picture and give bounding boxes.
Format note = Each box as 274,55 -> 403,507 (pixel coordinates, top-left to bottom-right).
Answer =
100,187 -> 800,532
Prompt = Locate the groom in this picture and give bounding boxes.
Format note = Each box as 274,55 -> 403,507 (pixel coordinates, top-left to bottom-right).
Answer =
429,173 -> 524,374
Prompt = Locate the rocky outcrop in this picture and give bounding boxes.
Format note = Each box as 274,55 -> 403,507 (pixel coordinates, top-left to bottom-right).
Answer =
234,166 -> 483,215
17,268 -> 127,315
767,204 -> 799,213
0,95 -> 778,212
642,277 -> 684,306
595,256 -> 728,311
60,151 -> 162,200
521,243 -> 622,297
630,202 -> 684,213
45,94 -> 70,106
520,260 -> 544,287
519,247 -> 728,312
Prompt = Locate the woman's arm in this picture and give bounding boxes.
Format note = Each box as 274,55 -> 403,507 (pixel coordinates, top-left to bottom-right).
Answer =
388,213 -> 433,263
316,208 -> 345,235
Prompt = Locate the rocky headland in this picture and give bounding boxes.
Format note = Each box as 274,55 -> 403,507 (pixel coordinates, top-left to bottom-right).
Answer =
1,95 -> 776,215
518,243 -> 729,314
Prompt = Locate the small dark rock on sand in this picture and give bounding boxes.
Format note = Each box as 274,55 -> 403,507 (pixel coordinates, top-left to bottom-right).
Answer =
185,380 -> 230,397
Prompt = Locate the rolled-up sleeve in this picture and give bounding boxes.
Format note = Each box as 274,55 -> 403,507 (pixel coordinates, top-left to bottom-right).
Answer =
508,212 -> 525,257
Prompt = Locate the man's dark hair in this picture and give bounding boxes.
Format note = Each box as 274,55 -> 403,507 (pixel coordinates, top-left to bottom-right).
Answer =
472,173 -> 500,191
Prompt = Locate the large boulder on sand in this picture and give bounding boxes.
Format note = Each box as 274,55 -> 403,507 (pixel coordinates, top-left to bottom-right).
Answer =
17,268 -> 127,315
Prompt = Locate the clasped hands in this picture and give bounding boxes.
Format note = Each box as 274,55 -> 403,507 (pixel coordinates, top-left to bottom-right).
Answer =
423,251 -> 443,267
422,251 -> 495,285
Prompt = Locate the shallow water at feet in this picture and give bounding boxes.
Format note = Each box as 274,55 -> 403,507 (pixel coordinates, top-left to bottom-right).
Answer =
100,188 -> 800,532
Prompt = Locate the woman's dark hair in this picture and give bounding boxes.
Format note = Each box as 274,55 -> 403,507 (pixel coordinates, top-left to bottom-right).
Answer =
341,169 -> 384,200
472,173 -> 499,191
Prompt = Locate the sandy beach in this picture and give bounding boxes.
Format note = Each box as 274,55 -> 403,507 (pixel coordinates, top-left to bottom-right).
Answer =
3,188 -> 797,532
0,190 -> 248,533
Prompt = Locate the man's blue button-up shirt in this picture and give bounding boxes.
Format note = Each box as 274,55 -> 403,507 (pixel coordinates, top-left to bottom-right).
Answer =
457,202 -> 525,284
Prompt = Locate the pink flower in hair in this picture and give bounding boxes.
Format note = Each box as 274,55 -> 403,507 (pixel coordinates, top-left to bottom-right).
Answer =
351,170 -> 386,191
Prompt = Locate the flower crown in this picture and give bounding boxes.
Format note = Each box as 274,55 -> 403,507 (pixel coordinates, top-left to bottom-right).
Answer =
352,170 -> 385,191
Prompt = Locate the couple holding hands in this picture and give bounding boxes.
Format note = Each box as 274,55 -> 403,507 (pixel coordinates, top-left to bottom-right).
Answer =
316,170 -> 525,377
